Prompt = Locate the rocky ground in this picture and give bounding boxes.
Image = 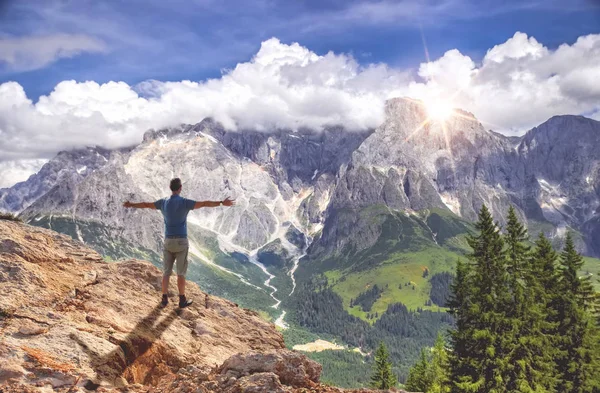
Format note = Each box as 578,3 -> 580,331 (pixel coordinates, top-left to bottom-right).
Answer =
0,219 -> 408,393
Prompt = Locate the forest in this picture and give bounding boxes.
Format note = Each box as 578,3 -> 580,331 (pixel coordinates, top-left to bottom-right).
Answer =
290,281 -> 453,382
429,272 -> 454,307
405,206 -> 600,393
351,284 -> 384,312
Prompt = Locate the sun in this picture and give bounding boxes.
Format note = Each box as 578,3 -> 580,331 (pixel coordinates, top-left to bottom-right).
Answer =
424,99 -> 454,122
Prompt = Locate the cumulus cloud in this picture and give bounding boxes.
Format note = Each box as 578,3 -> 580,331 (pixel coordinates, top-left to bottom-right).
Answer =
0,37 -> 411,162
1,32 -> 600,186
0,159 -> 47,188
0,34 -> 107,71
406,32 -> 600,132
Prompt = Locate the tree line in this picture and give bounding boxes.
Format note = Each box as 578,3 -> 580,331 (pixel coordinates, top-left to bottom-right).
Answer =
405,205 -> 600,393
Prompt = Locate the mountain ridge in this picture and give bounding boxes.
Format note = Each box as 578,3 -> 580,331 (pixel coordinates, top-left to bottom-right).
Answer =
1,99 -> 598,313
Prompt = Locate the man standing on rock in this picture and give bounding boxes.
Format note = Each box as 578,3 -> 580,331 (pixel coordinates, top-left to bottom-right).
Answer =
123,178 -> 235,308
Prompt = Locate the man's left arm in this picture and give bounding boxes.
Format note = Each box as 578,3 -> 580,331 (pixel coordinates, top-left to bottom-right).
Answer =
191,197 -> 235,210
123,201 -> 157,209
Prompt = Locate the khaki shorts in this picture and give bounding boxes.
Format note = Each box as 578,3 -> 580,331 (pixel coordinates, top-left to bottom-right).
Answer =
163,238 -> 189,277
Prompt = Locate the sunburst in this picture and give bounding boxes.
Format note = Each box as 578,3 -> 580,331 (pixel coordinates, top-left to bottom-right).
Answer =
397,28 -> 508,191
423,98 -> 455,122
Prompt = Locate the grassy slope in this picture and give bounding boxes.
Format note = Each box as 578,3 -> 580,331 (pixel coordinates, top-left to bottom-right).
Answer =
326,248 -> 457,319
309,207 -> 472,322
583,256 -> 600,292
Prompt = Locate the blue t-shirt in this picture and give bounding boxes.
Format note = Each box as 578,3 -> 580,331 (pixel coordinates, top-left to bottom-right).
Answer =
154,195 -> 196,237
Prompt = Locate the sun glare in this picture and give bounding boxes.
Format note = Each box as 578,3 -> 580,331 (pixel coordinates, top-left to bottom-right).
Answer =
424,99 -> 454,122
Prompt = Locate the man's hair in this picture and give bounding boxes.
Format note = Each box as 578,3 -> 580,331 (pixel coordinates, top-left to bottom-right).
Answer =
170,178 -> 182,192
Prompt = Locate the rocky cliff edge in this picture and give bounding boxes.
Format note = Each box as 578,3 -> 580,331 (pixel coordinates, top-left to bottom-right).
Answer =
0,219 -> 402,392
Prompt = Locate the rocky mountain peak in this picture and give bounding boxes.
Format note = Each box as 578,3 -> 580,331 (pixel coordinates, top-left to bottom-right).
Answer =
517,114 -> 600,200
56,146 -> 112,161
141,123 -> 214,144
0,219 -> 407,392
518,115 -> 600,161
0,146 -> 117,213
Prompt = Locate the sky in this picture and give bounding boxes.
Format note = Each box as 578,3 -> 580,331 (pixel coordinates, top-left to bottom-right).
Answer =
0,0 -> 600,188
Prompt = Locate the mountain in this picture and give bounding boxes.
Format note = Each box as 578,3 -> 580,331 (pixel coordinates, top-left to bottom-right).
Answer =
515,115 -> 600,255
0,147 -> 115,213
7,120 -> 373,321
1,97 -> 599,386
1,218 -> 411,392
7,101 -> 599,260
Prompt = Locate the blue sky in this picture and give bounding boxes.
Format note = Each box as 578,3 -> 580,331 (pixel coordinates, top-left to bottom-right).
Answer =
1,0 -> 600,187
1,0 -> 599,100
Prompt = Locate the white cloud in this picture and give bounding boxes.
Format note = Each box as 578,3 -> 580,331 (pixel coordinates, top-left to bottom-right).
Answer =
408,32 -> 600,133
483,32 -> 548,63
0,34 -> 107,71
0,37 -> 412,163
0,159 -> 48,188
1,32 -> 600,187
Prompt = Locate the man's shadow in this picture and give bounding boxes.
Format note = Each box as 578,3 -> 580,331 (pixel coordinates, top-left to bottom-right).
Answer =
72,305 -> 179,390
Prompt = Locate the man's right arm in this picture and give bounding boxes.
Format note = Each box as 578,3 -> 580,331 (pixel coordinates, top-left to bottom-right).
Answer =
123,201 -> 157,209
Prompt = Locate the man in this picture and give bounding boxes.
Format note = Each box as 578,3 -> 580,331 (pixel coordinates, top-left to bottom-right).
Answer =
123,178 -> 235,308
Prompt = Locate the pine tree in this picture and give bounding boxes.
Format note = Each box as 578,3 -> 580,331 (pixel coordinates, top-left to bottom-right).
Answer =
447,257 -> 475,393
503,207 -> 557,392
406,348 -> 431,392
447,204 -> 509,393
429,333 -> 450,393
555,233 -> 596,393
531,233 -> 559,302
405,333 -> 450,393
530,233 -> 563,387
370,342 -> 397,390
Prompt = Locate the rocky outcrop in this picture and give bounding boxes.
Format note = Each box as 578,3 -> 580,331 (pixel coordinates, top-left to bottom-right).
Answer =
0,220 -> 284,391
0,219 -> 407,393
151,348 -> 406,393
218,350 -> 321,388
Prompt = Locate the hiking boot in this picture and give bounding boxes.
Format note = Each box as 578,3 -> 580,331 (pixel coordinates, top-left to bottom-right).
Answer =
160,294 -> 169,308
178,295 -> 193,308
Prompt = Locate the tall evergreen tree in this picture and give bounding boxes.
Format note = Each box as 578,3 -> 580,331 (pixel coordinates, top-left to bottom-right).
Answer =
429,333 -> 450,393
531,233 -> 561,330
447,258 -> 475,393
531,233 -> 559,303
531,233 -> 563,378
503,207 -> 557,392
406,348 -> 432,392
448,204 -> 509,393
370,342 -> 397,390
405,333 -> 450,393
555,233 -> 597,393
